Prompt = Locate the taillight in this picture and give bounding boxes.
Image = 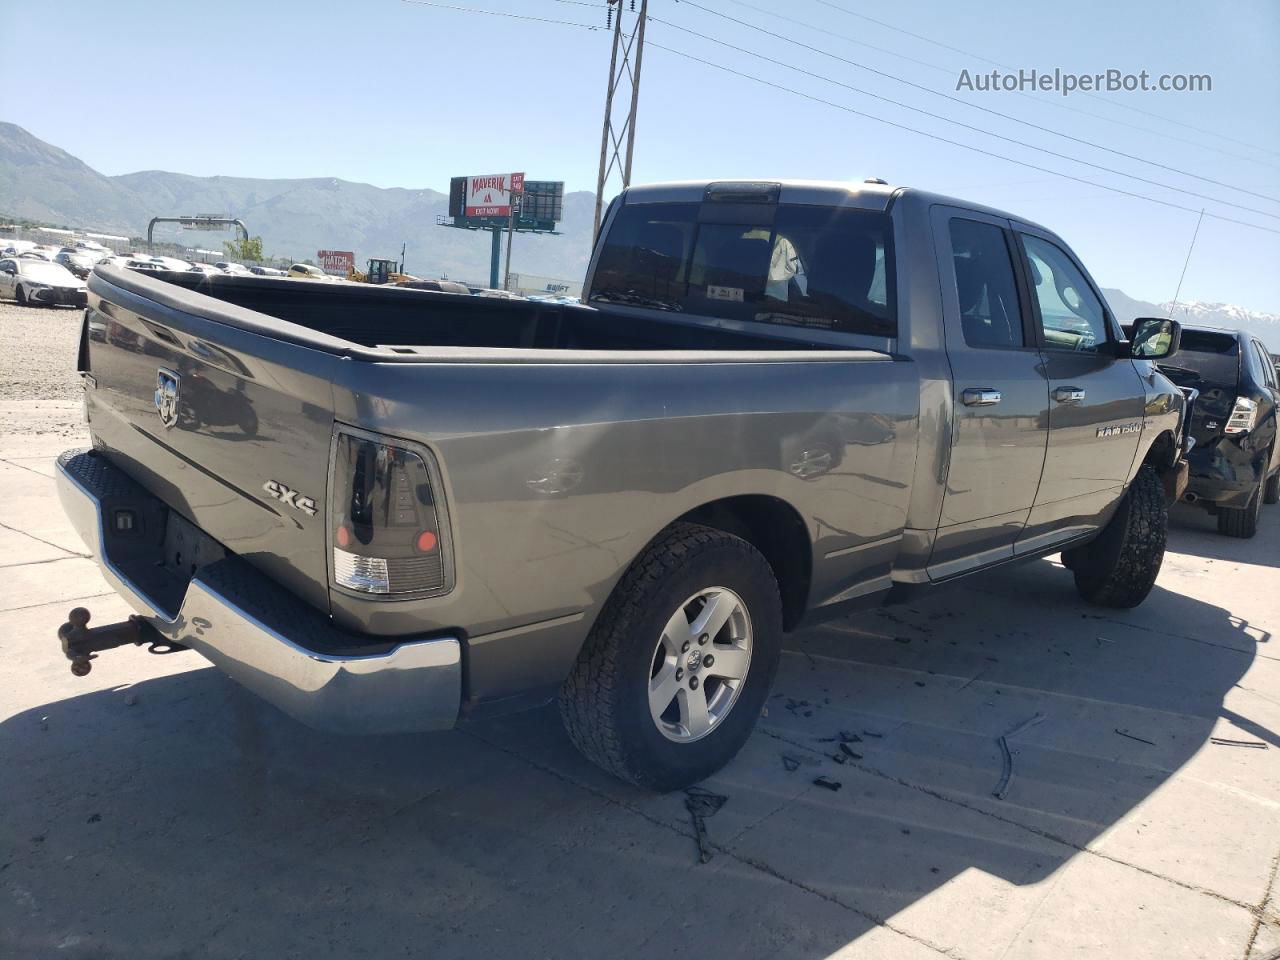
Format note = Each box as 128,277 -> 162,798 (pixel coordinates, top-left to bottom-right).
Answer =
329,428 -> 452,598
1224,397 -> 1258,436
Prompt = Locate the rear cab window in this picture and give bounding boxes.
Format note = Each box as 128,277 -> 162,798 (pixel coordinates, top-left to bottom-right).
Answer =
1159,330 -> 1240,390
589,200 -> 895,337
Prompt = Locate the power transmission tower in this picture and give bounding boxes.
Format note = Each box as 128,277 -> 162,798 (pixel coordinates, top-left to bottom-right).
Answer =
593,0 -> 648,238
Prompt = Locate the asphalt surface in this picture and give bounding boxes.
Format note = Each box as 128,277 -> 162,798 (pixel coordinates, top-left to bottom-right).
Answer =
1,299 -> 1278,959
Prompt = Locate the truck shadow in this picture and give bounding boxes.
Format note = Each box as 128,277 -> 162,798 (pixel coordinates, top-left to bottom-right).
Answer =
0,559 -> 1264,959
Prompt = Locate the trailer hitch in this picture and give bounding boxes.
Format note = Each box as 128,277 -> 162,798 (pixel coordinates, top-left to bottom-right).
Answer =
57,607 -> 188,677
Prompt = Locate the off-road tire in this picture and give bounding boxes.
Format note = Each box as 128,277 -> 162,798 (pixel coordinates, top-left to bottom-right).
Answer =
1218,473 -> 1263,538
559,522 -> 783,792
1264,467 -> 1279,506
1072,465 -> 1166,608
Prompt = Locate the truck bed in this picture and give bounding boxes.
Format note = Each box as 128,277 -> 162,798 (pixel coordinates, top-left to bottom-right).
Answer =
126,269 -> 842,355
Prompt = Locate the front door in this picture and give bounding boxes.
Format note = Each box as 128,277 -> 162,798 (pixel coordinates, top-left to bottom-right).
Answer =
929,207 -> 1049,577
1014,229 -> 1145,550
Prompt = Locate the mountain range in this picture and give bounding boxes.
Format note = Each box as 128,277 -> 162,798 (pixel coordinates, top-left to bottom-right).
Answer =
2,121 -> 1277,347
0,121 -> 595,284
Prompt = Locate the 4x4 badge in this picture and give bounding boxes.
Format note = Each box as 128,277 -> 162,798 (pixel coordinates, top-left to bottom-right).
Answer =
154,369 -> 180,428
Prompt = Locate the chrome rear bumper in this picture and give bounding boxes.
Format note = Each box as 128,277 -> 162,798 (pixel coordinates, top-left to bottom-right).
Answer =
56,449 -> 462,734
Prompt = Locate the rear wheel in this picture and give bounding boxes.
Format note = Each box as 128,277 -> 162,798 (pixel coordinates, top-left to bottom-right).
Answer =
559,522 -> 783,791
1072,466 -> 1166,608
1218,472 -> 1264,538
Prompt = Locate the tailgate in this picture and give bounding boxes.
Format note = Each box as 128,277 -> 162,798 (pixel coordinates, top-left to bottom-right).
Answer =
82,270 -> 340,614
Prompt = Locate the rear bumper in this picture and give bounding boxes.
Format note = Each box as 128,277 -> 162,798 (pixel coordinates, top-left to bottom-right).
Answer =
1184,439 -> 1264,508
56,449 -> 462,734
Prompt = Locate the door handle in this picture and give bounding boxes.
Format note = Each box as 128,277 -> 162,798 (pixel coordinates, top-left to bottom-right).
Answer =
962,388 -> 1002,407
1054,386 -> 1086,404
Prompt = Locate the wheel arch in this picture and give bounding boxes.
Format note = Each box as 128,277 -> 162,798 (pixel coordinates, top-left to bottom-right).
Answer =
674,494 -> 812,632
1141,429 -> 1179,473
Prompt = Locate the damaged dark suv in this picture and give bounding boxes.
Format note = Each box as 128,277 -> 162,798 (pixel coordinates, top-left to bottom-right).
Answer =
1156,326 -> 1279,537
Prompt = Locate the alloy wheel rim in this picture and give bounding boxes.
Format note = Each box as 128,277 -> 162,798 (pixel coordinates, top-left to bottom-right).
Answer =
648,586 -> 753,743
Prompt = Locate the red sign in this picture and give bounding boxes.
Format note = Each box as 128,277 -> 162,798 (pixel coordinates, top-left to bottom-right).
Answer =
317,250 -> 354,276
464,172 -> 525,218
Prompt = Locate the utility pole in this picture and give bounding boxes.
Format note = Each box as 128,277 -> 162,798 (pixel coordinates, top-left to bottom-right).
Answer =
593,0 -> 648,239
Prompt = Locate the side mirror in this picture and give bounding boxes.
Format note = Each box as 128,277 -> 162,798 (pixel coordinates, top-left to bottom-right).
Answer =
1123,317 -> 1182,360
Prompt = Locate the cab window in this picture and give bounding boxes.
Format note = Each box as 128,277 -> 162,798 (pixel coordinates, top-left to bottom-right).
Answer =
1020,235 -> 1109,353
948,219 -> 1024,348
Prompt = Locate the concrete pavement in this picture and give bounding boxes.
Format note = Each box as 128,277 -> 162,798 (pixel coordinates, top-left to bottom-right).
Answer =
1,427 -> 1278,959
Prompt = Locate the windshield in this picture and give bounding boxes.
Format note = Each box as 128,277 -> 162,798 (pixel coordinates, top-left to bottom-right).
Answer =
1158,330 -> 1239,387
589,201 -> 895,336
20,261 -> 78,283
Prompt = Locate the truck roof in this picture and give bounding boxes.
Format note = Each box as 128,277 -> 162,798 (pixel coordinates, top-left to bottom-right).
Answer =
620,179 -> 1052,234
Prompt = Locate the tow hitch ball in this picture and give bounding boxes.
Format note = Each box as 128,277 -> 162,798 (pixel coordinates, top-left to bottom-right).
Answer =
57,607 -> 188,677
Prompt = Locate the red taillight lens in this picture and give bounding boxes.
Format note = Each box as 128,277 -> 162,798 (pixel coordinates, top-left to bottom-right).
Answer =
330,429 -> 451,597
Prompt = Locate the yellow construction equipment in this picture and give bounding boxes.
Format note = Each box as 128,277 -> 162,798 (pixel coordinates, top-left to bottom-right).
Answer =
348,257 -> 418,285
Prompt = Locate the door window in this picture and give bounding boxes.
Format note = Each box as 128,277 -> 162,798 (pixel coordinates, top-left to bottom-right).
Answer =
1020,235 -> 1109,353
948,219 -> 1024,348
1252,341 -> 1276,389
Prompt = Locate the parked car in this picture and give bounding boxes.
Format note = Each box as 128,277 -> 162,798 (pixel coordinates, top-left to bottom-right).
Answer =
394,278 -> 471,294
286,262 -> 330,281
55,250 -> 99,280
186,264 -> 220,276
0,240 -> 37,257
0,257 -> 87,306
214,261 -> 251,275
1153,325 -> 1280,537
19,249 -> 53,261
248,265 -> 286,277
56,180 -> 1188,791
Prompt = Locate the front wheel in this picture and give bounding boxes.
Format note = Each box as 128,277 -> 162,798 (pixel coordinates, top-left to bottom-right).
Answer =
1071,465 -> 1166,608
559,522 -> 783,791
1263,467 -> 1279,506
15,285 -> 26,306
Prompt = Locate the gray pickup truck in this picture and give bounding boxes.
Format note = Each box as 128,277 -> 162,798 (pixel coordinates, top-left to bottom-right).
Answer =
57,179 -> 1187,790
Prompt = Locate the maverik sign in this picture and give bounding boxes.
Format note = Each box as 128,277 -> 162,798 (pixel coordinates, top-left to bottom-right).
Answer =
463,172 -> 525,217
317,250 -> 355,276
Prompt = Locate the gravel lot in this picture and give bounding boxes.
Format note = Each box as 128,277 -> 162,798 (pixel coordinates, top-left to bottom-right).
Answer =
1,294 -> 1278,959
0,300 -> 85,440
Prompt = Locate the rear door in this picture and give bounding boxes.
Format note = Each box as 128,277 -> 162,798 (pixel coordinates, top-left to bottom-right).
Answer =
928,207 -> 1049,576
1013,228 -> 1145,548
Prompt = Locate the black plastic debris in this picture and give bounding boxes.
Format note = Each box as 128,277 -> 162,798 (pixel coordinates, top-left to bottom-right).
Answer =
1115,728 -> 1156,746
781,755 -> 802,772
839,742 -> 863,761
684,786 -> 729,864
993,712 -> 1045,800
813,776 -> 842,791
1210,737 -> 1268,749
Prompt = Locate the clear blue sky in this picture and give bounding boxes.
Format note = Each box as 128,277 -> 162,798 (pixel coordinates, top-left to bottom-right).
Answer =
8,0 -> 1279,313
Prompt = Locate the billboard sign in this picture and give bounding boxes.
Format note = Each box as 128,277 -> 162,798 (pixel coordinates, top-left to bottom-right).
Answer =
463,172 -> 525,217
317,249 -> 355,276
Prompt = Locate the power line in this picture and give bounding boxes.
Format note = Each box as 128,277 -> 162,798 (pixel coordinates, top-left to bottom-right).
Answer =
668,0 -> 1280,207
401,0 -> 600,30
811,0 -> 1280,162
722,0 -> 1280,174
401,0 -> 1280,235
640,38 -> 1280,236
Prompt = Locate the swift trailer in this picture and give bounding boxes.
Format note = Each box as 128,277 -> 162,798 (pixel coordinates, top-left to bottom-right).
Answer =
55,179 -> 1189,791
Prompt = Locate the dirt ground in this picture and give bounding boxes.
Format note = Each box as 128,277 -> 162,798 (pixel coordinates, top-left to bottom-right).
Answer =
0,300 -> 85,440
1,299 -> 1278,960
